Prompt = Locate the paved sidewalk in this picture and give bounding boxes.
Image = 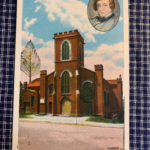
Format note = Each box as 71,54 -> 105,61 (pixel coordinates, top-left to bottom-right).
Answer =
19,122 -> 124,150
20,114 -> 124,128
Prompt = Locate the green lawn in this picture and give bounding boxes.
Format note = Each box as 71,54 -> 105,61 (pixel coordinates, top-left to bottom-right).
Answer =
86,116 -> 124,124
19,113 -> 34,119
35,114 -> 47,117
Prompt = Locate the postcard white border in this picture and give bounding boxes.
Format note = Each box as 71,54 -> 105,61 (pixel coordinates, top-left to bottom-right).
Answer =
12,0 -> 23,149
12,0 -> 130,149
124,0 -> 129,149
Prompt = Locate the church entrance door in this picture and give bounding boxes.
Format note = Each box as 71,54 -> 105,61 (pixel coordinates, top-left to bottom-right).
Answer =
49,102 -> 52,114
61,98 -> 71,115
24,102 -> 30,113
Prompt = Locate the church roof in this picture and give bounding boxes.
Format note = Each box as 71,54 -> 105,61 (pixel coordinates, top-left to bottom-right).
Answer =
28,78 -> 40,87
47,71 -> 55,77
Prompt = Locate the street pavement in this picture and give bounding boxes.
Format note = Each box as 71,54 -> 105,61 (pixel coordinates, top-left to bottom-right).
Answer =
19,121 -> 124,150
20,114 -> 124,128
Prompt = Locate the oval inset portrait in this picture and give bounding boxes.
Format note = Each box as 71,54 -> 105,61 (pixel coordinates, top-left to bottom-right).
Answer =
88,0 -> 120,32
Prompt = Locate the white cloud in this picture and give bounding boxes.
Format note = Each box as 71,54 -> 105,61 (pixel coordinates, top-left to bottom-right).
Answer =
35,6 -> 41,12
24,17 -> 37,29
22,31 -> 46,46
34,0 -> 102,43
21,31 -> 123,82
36,46 -> 54,73
85,42 -> 124,79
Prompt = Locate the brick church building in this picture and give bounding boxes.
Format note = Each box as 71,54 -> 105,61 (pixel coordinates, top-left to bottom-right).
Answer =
20,30 -> 123,117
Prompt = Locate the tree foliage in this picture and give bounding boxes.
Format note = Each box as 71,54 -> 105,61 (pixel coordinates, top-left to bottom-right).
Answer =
21,40 -> 41,83
80,82 -> 93,103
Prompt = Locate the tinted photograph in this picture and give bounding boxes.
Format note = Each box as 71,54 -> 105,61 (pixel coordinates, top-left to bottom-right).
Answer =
15,0 -> 127,149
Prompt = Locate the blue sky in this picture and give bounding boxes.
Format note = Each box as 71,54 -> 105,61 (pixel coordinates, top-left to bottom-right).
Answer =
21,0 -> 124,82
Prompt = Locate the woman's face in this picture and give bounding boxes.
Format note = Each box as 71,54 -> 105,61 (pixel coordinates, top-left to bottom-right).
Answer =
96,0 -> 112,17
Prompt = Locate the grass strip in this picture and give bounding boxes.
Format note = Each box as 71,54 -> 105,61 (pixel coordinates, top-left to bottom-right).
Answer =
86,116 -> 123,124
19,113 -> 34,119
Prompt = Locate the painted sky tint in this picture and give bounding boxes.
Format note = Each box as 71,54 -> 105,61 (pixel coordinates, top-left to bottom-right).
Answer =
21,0 -> 124,82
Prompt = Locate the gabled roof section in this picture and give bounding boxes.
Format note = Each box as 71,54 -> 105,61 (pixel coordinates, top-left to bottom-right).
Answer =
28,78 -> 40,87
80,66 -> 95,74
47,71 -> 55,77
23,89 -> 36,93
103,79 -> 111,85
107,80 -> 118,85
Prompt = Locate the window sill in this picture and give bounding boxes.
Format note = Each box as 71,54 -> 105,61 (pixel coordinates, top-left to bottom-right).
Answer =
61,59 -> 71,62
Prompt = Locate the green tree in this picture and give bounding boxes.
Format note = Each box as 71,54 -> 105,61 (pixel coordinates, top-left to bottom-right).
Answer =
21,40 -> 41,83
81,82 -> 93,103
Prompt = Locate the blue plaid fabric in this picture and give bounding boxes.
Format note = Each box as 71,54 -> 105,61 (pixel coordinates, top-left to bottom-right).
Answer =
129,0 -> 150,149
0,0 -> 16,150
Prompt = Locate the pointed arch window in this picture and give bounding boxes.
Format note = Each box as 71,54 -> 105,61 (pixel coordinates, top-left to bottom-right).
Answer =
61,71 -> 70,93
81,81 -> 93,103
62,41 -> 70,60
79,42 -> 83,62
104,91 -> 109,106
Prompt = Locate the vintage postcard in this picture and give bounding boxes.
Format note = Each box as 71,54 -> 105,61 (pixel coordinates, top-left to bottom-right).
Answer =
13,0 -> 129,149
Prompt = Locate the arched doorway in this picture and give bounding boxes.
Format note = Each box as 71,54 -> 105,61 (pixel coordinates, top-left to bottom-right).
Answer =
61,97 -> 71,115
24,102 -> 30,113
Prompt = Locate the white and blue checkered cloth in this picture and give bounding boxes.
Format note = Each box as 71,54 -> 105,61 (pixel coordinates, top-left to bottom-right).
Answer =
0,0 -> 16,150
129,0 -> 150,149
0,0 -> 150,149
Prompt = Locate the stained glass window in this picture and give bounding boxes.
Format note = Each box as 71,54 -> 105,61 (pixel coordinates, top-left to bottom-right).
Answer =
79,43 -> 83,62
31,96 -> 34,107
49,83 -> 53,94
61,71 -> 70,93
62,41 -> 70,60
81,82 -> 93,103
104,91 -> 109,106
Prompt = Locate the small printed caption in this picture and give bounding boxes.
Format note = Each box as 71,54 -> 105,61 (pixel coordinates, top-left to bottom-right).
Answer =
107,147 -> 124,150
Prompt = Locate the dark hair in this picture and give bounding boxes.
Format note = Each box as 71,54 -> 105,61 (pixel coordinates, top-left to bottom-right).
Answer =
93,0 -> 115,11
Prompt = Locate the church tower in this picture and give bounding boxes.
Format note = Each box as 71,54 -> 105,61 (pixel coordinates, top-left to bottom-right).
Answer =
53,30 -> 84,115
54,30 -> 84,69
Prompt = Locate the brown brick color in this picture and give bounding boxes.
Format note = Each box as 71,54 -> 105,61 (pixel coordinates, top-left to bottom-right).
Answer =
20,30 -> 123,118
